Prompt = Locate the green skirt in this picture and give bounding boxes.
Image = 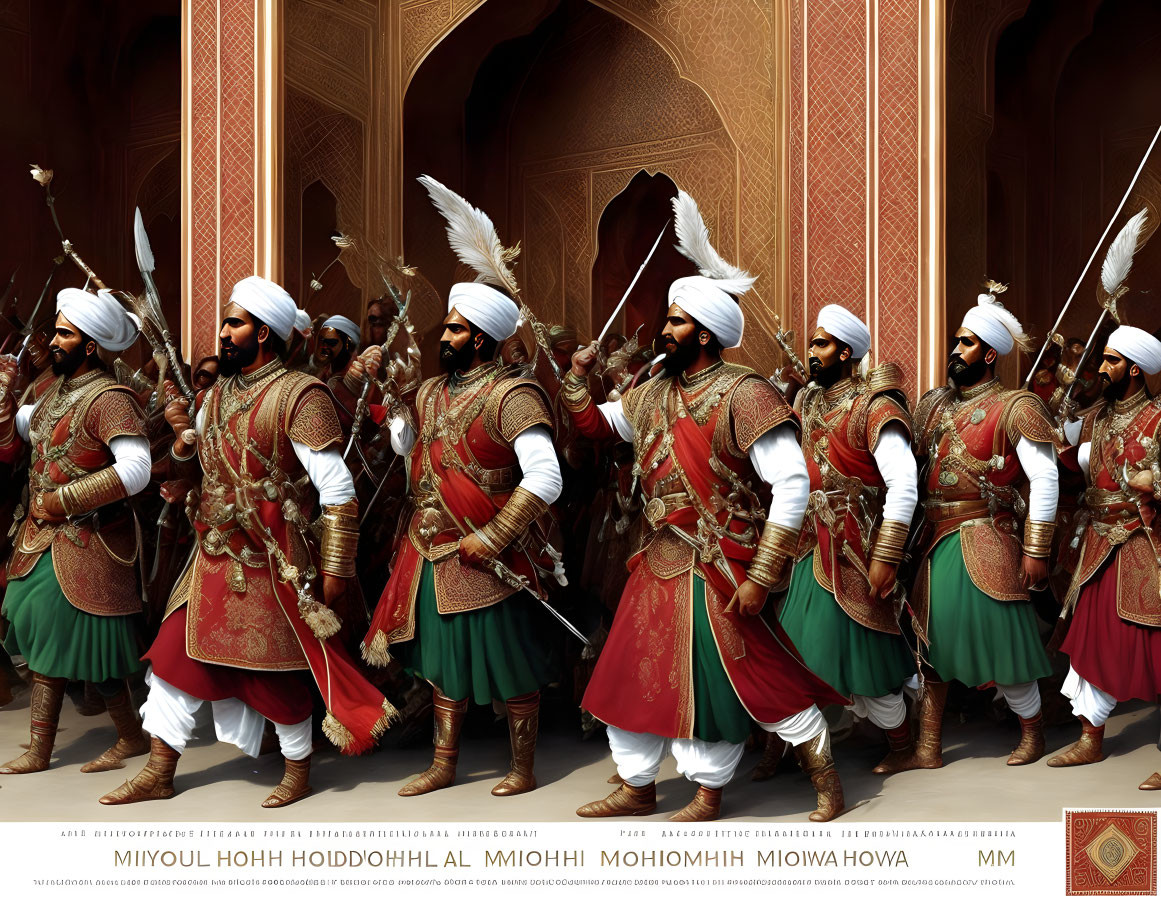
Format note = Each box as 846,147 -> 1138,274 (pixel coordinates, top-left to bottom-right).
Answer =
398,560 -> 554,705
691,575 -> 752,744
926,532 -> 1052,686
2,552 -> 140,683
779,553 -> 915,699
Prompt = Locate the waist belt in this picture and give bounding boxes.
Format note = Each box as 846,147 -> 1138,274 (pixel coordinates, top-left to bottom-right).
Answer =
642,492 -> 692,530
923,499 -> 990,522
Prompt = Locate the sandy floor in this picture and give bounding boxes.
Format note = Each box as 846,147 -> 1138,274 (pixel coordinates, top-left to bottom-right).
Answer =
1,681 -> 1159,823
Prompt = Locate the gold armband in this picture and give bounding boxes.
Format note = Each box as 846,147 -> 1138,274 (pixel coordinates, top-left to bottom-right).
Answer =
319,498 -> 360,578
870,519 -> 910,565
1023,520 -> 1055,559
58,467 -> 128,518
476,486 -> 549,553
559,371 -> 593,414
747,522 -> 800,589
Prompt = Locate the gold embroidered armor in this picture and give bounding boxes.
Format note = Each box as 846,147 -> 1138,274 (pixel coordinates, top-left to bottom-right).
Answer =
8,369 -> 145,617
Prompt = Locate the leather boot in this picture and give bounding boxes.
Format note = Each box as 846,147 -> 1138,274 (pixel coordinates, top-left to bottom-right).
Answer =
1139,772 -> 1161,790
99,736 -> 180,804
262,756 -> 312,808
398,689 -> 467,796
0,673 -> 65,773
669,785 -> 722,821
1006,712 -> 1045,766
577,781 -> 656,817
81,684 -> 150,773
751,732 -> 790,781
899,679 -> 947,770
1047,716 -> 1105,767
872,720 -> 915,775
492,691 -> 539,796
794,730 -> 845,822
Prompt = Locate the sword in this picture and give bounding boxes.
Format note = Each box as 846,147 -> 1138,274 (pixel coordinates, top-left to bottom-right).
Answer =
1025,121 -> 1161,387
596,218 -> 671,345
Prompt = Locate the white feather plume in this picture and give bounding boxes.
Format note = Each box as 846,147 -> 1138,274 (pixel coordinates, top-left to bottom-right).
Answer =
1101,208 -> 1148,297
418,175 -> 519,296
671,190 -> 756,297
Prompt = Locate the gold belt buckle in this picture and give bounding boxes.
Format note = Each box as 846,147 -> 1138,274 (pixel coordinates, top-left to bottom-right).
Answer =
644,496 -> 667,530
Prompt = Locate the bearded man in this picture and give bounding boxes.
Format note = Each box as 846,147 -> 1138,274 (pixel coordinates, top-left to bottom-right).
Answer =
564,191 -> 846,822
908,285 -> 1059,768
777,304 -> 919,774
1051,326 -> 1161,787
363,176 -> 562,799
101,275 -> 393,808
0,288 -> 151,775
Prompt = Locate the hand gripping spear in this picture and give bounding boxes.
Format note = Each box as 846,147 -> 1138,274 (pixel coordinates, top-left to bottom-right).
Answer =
343,281 -> 412,461
133,208 -> 195,402
1024,123 -> 1161,388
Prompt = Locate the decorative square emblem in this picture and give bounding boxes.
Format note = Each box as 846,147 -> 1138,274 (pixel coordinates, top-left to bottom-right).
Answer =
1067,810 -> 1156,896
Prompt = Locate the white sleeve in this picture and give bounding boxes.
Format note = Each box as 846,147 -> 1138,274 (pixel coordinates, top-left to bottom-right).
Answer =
108,435 -> 152,497
512,426 -> 562,505
1078,441 -> 1091,479
292,441 -> 356,506
15,404 -> 33,441
597,400 -> 634,442
389,415 -> 416,456
1062,418 -> 1084,446
872,423 -> 918,525
749,424 -> 809,530
1015,436 -> 1059,522
195,404 -> 206,434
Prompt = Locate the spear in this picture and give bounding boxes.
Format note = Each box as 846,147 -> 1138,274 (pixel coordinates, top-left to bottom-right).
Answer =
134,208 -> 195,401
29,165 -> 106,289
1024,122 -> 1161,387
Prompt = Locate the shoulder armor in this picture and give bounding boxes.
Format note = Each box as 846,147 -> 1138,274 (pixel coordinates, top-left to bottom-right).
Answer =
729,373 -> 795,452
865,361 -> 906,397
912,385 -> 954,450
1001,389 -> 1058,447
279,372 -> 343,451
484,377 -> 553,446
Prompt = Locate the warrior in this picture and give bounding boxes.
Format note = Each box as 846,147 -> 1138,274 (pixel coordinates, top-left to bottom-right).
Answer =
778,304 -> 919,774
1051,325 -> 1161,786
363,176 -> 562,798
909,284 -> 1059,768
0,287 -> 151,774
101,275 -> 395,808
566,191 -> 846,822
314,314 -> 383,440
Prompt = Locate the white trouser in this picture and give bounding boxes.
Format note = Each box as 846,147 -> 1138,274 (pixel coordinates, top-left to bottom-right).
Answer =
140,669 -> 313,760
1061,665 -> 1117,727
608,704 -> 828,789
993,680 -> 1042,719
848,691 -> 907,730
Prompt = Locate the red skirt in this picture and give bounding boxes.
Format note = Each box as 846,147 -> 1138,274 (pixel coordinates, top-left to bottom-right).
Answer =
1062,557 -> 1161,703
146,607 -> 313,725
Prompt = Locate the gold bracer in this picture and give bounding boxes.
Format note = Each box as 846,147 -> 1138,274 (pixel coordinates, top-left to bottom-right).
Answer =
559,371 -> 593,414
871,519 -> 910,565
58,467 -> 128,518
1023,520 -> 1055,559
747,522 -> 800,588
319,498 -> 360,578
476,486 -> 549,553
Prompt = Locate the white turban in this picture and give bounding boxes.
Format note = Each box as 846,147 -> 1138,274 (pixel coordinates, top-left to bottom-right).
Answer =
294,309 -> 312,336
816,304 -> 871,360
1108,325 -> 1161,375
448,282 -> 519,341
229,275 -> 297,342
56,288 -> 140,353
321,315 -> 361,346
667,275 -> 745,348
961,294 -> 1029,355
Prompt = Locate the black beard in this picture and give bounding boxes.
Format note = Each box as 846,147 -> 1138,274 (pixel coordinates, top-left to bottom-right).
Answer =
219,339 -> 260,377
50,343 -> 89,377
1102,371 -> 1132,402
660,337 -> 699,375
948,355 -> 988,387
440,340 -> 477,374
808,356 -> 845,387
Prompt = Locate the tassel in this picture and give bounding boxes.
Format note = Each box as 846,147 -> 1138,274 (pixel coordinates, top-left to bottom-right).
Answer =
321,711 -> 355,752
301,600 -> 341,640
361,631 -> 394,667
